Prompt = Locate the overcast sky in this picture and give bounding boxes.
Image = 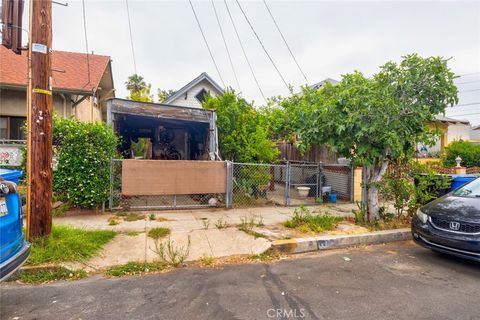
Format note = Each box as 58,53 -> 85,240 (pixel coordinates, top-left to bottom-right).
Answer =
26,0 -> 480,124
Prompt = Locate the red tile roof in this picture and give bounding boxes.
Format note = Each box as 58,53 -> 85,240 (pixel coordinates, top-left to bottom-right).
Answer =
0,46 -> 111,93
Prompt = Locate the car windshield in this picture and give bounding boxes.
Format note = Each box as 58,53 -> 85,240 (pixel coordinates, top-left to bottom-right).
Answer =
453,178 -> 480,198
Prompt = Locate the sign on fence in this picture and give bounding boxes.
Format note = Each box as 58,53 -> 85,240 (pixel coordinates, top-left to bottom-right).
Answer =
0,145 -> 23,166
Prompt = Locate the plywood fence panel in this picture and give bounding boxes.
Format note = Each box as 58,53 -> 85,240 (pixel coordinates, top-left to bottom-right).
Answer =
122,160 -> 226,196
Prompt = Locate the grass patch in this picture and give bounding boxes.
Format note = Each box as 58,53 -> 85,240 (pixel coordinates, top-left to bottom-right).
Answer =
108,217 -> 119,225
237,214 -> 267,238
284,206 -> 342,233
149,214 -> 156,221
126,231 -> 141,237
124,213 -> 145,222
250,250 -> 279,262
157,217 -> 173,222
11,267 -> 87,284
27,225 -> 116,265
106,261 -> 166,277
199,254 -> 215,266
152,236 -> 191,267
147,227 -> 171,239
214,217 -> 228,229
52,203 -> 71,217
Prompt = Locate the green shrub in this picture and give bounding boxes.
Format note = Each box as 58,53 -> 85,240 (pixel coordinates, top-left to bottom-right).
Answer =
284,206 -> 342,233
53,116 -> 119,208
442,141 -> 480,168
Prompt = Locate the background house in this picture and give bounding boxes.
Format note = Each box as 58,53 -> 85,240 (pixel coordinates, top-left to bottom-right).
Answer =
163,72 -> 223,108
0,46 -> 115,142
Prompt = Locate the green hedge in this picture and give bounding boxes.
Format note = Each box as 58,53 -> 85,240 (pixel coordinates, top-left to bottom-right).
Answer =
441,141 -> 480,167
53,116 -> 118,208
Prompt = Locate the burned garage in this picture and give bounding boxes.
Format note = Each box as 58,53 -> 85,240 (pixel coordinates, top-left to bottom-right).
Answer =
106,98 -> 219,161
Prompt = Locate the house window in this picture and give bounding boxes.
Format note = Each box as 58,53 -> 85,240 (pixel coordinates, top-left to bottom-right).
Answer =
0,116 -> 26,140
195,89 -> 208,103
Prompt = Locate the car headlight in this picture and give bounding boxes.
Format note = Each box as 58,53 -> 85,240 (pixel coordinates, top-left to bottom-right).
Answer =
416,208 -> 428,224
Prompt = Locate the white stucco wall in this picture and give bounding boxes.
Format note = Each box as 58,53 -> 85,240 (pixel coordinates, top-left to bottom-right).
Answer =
167,79 -> 221,108
470,128 -> 480,140
447,123 -> 471,143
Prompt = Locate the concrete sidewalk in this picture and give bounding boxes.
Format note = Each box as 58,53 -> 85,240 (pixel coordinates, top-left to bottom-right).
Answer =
55,204 -> 356,270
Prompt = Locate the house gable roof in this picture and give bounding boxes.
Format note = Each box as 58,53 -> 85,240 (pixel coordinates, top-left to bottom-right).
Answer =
0,46 -> 111,94
163,72 -> 224,104
310,78 -> 339,90
435,115 -> 470,125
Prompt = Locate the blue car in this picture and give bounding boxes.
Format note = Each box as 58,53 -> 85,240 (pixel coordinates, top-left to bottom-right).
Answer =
0,169 -> 30,282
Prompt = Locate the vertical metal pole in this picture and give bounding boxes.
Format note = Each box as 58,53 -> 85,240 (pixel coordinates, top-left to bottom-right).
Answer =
316,162 -> 321,199
362,165 -> 368,209
225,161 -> 232,208
350,164 -> 354,202
284,161 -> 290,206
109,158 -> 114,210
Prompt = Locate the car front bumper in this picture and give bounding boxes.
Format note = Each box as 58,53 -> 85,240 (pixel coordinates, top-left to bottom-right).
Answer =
0,242 -> 31,282
411,216 -> 480,262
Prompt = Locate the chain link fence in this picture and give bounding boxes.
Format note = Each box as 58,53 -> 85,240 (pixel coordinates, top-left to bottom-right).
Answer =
108,159 -> 353,210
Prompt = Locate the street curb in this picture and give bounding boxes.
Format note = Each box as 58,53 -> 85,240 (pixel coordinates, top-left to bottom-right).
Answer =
271,228 -> 412,254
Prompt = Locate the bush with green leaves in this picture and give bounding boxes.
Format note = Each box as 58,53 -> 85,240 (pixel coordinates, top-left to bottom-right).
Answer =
442,141 -> 480,168
53,116 -> 118,208
379,160 -> 451,220
203,90 -> 279,163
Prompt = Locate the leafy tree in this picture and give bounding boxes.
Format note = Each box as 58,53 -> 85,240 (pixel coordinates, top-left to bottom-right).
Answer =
125,74 -> 153,102
203,90 -> 279,163
125,74 -> 147,94
157,89 -> 176,103
279,54 -> 458,221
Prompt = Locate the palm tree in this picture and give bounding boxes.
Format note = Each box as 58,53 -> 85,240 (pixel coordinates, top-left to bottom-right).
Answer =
125,74 -> 147,94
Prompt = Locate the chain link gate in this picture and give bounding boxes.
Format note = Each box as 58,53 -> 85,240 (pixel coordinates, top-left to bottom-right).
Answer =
108,159 -> 353,210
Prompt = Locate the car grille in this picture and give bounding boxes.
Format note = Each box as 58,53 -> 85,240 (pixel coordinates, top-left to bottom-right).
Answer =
430,217 -> 480,234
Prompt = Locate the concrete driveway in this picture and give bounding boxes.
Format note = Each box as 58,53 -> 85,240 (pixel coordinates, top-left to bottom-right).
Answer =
1,241 -> 479,320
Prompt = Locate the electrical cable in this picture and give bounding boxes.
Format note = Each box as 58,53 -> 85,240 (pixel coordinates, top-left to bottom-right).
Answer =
188,0 -> 226,87
81,0 -> 91,88
125,0 -> 137,75
211,0 -> 241,92
223,0 -> 267,102
262,0 -> 308,84
235,0 -> 290,91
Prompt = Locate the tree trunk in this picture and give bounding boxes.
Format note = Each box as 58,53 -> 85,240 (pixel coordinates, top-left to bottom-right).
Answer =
366,160 -> 389,222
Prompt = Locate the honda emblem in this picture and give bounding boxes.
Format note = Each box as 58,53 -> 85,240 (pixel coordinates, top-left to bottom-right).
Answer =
449,222 -> 460,231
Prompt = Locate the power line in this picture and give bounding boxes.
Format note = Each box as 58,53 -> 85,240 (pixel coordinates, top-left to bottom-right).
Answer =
262,0 -> 308,84
451,102 -> 480,107
188,0 -> 225,87
211,0 -> 241,91
81,0 -> 91,88
457,72 -> 480,77
455,79 -> 480,85
125,0 -> 137,75
223,0 -> 266,102
235,0 -> 290,91
459,88 -> 480,93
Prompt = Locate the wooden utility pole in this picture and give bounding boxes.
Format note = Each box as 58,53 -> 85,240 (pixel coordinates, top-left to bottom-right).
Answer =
26,0 -> 53,239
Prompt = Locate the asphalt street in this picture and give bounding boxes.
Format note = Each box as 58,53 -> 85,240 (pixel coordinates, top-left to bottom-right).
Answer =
1,241 -> 479,320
